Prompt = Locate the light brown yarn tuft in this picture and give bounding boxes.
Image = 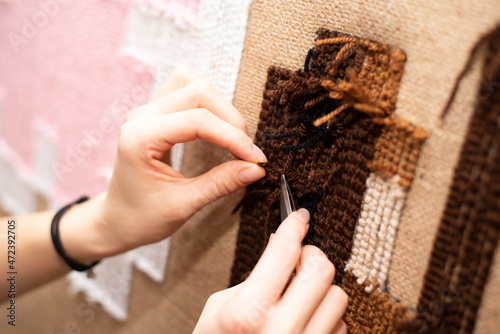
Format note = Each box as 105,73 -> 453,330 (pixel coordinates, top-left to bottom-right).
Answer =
312,36 -> 406,126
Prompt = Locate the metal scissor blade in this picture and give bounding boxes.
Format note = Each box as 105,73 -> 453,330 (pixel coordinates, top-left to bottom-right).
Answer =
280,174 -> 296,222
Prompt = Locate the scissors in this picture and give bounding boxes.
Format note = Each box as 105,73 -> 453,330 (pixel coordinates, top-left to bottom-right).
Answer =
280,174 -> 296,222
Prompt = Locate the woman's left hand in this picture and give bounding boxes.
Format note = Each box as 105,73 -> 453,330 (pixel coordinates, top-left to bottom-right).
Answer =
80,66 -> 266,259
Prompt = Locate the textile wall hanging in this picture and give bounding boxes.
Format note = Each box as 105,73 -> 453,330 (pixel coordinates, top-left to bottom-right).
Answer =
1,0 -> 499,333
228,2 -> 500,333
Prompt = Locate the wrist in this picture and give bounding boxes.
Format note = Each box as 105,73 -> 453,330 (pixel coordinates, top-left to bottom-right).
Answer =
58,193 -> 121,264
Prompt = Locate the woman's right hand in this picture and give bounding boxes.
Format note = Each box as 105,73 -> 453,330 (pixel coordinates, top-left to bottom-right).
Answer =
193,209 -> 348,334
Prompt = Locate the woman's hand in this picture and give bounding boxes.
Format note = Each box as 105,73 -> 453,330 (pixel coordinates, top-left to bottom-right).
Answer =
194,209 -> 348,334
79,66 -> 267,259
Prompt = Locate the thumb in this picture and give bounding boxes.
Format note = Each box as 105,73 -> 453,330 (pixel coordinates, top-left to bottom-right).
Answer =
189,160 -> 266,210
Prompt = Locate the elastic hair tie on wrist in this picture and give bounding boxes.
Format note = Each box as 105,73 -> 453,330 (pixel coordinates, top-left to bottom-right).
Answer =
51,196 -> 100,278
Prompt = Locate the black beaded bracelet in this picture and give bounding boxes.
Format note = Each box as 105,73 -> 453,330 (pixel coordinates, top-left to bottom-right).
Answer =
50,196 -> 100,276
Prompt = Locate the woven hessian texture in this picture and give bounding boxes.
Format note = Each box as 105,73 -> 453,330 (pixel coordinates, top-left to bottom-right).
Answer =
400,26 -> 500,334
475,245 -> 500,333
231,4 -> 500,334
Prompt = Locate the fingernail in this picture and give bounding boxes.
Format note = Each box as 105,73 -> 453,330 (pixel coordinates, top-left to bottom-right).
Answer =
295,208 -> 310,224
252,144 -> 267,162
238,166 -> 266,185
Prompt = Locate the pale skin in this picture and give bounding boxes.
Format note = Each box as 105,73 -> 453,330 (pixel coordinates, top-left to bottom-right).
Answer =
0,66 -> 348,333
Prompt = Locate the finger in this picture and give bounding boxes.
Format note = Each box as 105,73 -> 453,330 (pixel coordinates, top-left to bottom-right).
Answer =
151,65 -> 199,101
242,209 -> 310,305
125,109 -> 266,164
185,160 -> 266,210
143,80 -> 248,133
331,320 -> 348,334
133,65 -> 200,166
302,286 -> 349,334
262,246 -> 336,333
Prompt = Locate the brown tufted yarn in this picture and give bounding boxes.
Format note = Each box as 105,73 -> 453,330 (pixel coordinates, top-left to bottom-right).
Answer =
230,65 -> 381,286
401,24 -> 500,334
230,30 -> 406,287
343,271 -> 411,334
